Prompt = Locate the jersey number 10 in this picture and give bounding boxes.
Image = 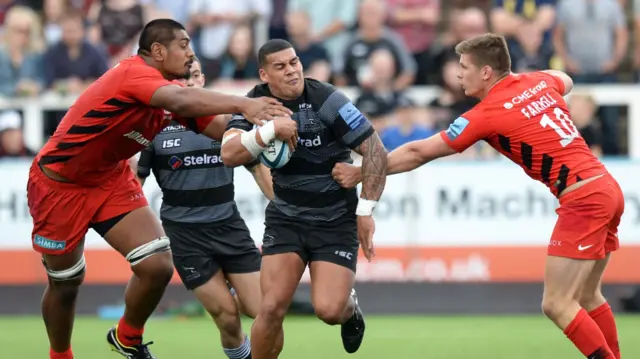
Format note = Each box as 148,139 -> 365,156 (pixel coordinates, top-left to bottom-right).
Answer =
539,108 -> 580,147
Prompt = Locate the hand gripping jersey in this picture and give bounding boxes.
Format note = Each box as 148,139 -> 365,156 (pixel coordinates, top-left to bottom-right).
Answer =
36,56 -> 213,186
441,72 -> 606,197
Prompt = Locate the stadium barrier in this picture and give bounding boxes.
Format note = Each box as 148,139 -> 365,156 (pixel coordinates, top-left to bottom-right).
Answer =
1,158 -> 639,284
9,83 -> 640,159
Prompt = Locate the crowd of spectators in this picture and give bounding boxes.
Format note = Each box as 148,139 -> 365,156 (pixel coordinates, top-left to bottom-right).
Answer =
0,0 -> 635,159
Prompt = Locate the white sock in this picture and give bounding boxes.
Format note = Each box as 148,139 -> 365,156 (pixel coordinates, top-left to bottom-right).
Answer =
223,335 -> 251,359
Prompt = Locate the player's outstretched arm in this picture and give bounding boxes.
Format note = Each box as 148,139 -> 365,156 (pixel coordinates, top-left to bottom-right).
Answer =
386,134 -> 457,175
200,114 -> 232,141
150,85 -> 293,125
333,133 -> 456,188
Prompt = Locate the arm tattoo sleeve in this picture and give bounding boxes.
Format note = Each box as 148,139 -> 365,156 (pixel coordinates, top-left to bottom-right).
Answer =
356,132 -> 388,201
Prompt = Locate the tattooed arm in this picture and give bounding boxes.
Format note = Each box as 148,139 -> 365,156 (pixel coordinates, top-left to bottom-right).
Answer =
353,132 -> 388,202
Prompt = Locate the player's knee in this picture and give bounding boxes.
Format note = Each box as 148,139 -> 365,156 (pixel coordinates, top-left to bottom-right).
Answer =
541,295 -> 572,320
44,256 -> 86,307
314,300 -> 346,325
134,252 -> 174,285
213,307 -> 243,338
260,296 -> 288,323
127,237 -> 174,284
44,255 -> 86,287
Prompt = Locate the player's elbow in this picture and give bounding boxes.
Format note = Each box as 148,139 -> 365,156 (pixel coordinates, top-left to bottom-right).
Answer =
562,75 -> 574,95
410,141 -> 431,164
221,143 -> 246,168
555,72 -> 574,95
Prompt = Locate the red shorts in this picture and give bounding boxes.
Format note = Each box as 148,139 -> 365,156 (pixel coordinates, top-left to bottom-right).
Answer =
26,163 -> 148,255
548,173 -> 624,260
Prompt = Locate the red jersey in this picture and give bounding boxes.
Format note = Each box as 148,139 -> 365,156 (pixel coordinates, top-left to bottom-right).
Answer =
440,72 -> 606,197
37,56 -> 213,186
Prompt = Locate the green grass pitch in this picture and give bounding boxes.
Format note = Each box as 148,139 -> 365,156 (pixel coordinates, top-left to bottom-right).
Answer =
2,315 -> 639,358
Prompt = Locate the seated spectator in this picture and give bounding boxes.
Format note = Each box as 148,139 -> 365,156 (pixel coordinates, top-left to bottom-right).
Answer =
428,56 -> 478,131
214,25 -> 259,86
43,11 -> 109,96
336,0 -> 417,90
385,0 -> 441,85
553,0 -> 627,155
0,5 -> 44,98
0,110 -> 35,157
380,96 -> 435,151
568,93 -> 602,157
354,49 -> 404,132
286,10 -> 331,82
490,0 -> 556,71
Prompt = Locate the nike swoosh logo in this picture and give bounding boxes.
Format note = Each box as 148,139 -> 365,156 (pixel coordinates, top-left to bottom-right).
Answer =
578,244 -> 594,251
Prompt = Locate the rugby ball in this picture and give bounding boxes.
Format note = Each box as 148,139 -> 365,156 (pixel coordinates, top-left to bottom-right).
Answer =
259,139 -> 292,169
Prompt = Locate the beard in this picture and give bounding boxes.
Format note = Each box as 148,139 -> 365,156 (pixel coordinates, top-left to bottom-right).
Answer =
181,68 -> 192,80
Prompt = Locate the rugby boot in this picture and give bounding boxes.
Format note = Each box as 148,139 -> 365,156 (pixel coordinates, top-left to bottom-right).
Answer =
340,288 -> 366,353
107,327 -> 156,358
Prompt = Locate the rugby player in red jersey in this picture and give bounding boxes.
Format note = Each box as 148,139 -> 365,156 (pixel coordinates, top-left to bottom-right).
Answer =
332,33 -> 623,359
27,19 -> 294,359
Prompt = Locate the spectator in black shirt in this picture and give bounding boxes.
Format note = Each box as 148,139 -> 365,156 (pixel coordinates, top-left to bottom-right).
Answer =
335,0 -> 417,89
354,49 -> 403,132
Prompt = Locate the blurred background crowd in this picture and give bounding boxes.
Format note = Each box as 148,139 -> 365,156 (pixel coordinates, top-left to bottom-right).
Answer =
0,0 -> 635,159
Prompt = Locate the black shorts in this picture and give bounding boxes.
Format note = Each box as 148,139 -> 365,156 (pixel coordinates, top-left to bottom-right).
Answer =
262,210 -> 359,272
163,215 -> 261,290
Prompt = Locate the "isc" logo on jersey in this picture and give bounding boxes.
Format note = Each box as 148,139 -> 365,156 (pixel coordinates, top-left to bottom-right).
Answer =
162,138 -> 181,148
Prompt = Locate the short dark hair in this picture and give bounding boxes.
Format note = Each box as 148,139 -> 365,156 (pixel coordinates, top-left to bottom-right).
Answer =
455,33 -> 511,75
258,39 -> 293,67
138,19 -> 185,54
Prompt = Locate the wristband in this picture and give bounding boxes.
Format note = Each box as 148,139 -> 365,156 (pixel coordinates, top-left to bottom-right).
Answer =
258,120 -> 276,144
356,199 -> 377,216
240,129 -> 265,158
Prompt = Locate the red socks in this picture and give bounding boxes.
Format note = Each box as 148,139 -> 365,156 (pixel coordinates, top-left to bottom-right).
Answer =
564,308 -> 615,358
117,317 -> 144,347
589,303 -> 621,359
50,347 -> 73,359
